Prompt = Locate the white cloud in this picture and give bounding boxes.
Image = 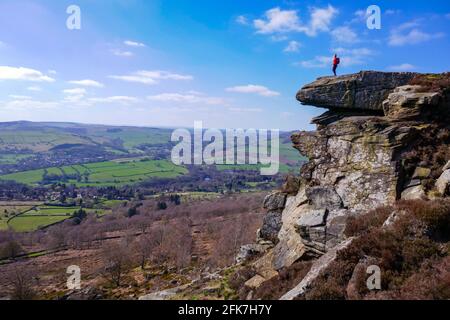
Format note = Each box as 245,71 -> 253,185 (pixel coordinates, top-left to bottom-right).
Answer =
253,6 -> 338,37
63,88 -> 87,96
27,86 -> 42,92
334,47 -> 375,67
124,40 -> 146,47
226,85 -> 280,97
68,79 -> 104,88
389,22 -> 445,46
254,7 -> 302,34
236,15 -> 249,25
63,88 -> 87,104
147,92 -> 225,105
111,49 -> 134,57
0,66 -> 55,82
284,40 -> 301,53
331,26 -> 358,43
4,99 -> 58,110
354,10 -> 368,19
387,63 -> 416,71
48,70 -> 57,75
298,48 -> 374,68
270,35 -> 289,42
89,96 -> 139,104
8,95 -> 32,100
297,56 -> 330,68
110,70 -> 194,85
385,9 -> 401,15
305,5 -> 338,36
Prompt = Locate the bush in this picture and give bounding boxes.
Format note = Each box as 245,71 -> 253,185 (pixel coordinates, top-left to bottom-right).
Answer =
409,73 -> 450,93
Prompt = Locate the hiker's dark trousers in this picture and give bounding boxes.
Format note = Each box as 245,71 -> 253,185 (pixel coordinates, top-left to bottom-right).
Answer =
333,64 -> 338,76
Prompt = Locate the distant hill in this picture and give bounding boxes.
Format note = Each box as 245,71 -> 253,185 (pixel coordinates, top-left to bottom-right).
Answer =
0,121 -> 174,153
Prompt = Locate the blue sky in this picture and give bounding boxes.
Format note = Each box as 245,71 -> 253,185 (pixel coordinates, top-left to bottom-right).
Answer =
0,0 -> 449,130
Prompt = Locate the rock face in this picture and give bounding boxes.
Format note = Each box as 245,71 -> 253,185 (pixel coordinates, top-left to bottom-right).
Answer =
259,192 -> 287,243
436,169 -> 450,196
245,71 -> 450,298
297,71 -> 416,112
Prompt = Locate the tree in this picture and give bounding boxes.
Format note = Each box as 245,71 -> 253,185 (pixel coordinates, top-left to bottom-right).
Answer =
126,207 -> 139,218
102,242 -> 132,287
170,194 -> 181,205
8,267 -> 36,300
0,240 -> 23,260
157,201 -> 167,210
72,208 -> 87,224
133,235 -> 154,270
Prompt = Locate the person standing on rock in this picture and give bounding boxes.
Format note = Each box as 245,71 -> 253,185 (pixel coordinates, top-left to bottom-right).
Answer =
332,54 -> 340,76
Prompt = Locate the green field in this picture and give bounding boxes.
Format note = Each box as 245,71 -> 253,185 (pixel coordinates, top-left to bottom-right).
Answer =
0,154 -> 33,165
216,162 -> 292,173
8,215 -> 70,232
5,204 -> 110,232
0,203 -> 36,230
0,159 -> 188,187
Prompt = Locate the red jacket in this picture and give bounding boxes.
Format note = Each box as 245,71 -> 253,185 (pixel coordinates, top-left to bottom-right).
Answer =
333,57 -> 340,66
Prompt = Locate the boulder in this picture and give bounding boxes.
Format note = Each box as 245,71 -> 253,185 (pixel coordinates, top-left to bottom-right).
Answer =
346,256 -> 380,300
305,186 -> 343,210
436,170 -> 450,195
297,209 -> 328,228
272,191 -> 308,270
244,275 -> 266,290
296,209 -> 328,253
252,250 -> 279,282
401,184 -> 427,200
62,287 -> 103,300
139,283 -> 191,300
383,85 -> 441,119
263,192 -> 287,211
259,211 -> 282,243
296,71 -> 416,112
235,244 -> 270,264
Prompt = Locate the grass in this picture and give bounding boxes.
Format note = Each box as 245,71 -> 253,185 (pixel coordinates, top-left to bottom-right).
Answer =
0,159 -> 188,187
8,215 -> 69,232
92,128 -> 172,149
213,141 -> 304,173
0,204 -> 36,230
0,198 -> 130,232
0,169 -> 46,185
0,154 -> 33,165
5,204 -> 109,232
216,163 -> 293,173
0,129 -> 93,152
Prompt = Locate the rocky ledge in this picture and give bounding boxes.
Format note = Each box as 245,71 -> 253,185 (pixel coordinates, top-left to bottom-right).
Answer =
240,71 -> 450,299
296,71 -> 417,112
